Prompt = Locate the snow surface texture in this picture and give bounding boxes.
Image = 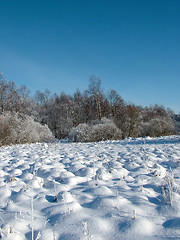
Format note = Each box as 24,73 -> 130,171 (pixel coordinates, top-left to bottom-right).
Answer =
0,136 -> 180,240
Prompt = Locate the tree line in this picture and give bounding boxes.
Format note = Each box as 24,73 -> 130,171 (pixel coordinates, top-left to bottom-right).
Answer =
0,73 -> 178,145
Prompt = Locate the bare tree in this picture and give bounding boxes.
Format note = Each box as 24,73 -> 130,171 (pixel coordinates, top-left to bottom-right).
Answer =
107,89 -> 125,118
123,105 -> 142,138
0,73 -> 7,113
88,75 -> 104,120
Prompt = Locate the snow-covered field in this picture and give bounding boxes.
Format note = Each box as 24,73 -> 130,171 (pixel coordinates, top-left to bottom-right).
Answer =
0,136 -> 180,240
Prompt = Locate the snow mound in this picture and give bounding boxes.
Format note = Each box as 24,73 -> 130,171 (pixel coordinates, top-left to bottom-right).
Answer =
0,135 -> 180,239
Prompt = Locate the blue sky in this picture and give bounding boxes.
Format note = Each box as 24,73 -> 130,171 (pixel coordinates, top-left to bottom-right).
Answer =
0,0 -> 180,113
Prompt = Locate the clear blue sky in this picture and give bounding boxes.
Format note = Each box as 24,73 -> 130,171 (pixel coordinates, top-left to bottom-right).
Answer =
0,0 -> 180,113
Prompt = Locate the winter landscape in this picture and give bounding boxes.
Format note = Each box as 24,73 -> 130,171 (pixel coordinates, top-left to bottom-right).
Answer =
1,1 -> 180,239
0,135 -> 180,240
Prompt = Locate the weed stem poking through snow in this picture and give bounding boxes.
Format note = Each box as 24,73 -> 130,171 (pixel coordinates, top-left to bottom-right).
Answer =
31,197 -> 34,240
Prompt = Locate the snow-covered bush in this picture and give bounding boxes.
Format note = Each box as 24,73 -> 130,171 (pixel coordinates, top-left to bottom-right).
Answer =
69,118 -> 122,142
69,123 -> 91,142
17,115 -> 54,144
90,118 -> 122,142
0,112 -> 18,146
141,117 -> 175,137
0,112 -> 54,146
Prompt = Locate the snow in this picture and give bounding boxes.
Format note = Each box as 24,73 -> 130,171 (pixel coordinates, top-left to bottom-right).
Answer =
0,135 -> 180,239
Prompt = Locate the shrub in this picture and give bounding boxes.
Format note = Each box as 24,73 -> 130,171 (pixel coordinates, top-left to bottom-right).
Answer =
0,112 -> 54,146
69,118 -> 122,142
69,123 -> 91,142
0,112 -> 18,146
141,116 -> 175,137
90,118 -> 122,142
